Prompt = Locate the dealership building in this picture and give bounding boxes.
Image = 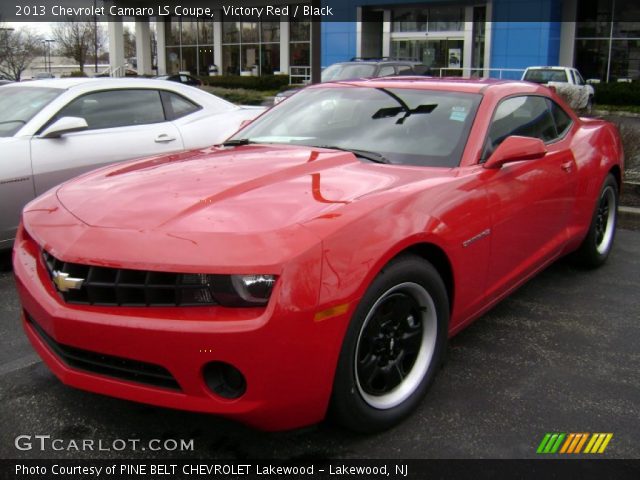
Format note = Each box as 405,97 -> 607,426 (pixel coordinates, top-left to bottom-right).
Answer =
112,0 -> 639,83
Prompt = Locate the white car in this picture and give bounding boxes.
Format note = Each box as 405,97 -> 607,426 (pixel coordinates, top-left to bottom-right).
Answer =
0,78 -> 265,250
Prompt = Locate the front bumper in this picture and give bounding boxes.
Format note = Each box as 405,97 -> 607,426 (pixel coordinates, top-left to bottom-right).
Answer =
13,225 -> 351,431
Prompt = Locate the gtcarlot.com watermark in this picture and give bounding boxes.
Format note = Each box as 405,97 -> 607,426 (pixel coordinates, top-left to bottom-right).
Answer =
15,435 -> 194,452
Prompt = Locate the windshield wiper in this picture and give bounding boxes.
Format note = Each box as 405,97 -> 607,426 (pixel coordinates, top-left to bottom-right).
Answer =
221,138 -> 254,146
313,145 -> 389,164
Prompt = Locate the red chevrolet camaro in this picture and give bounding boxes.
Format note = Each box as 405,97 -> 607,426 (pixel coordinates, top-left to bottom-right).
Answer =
13,78 -> 623,432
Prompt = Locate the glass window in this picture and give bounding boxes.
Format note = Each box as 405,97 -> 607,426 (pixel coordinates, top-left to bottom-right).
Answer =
181,47 -> 197,74
242,44 -> 259,72
290,42 -> 310,67
613,0 -> 640,37
484,96 -> 557,160
222,45 -> 240,75
392,8 -> 428,32
181,20 -> 198,45
56,90 -> 165,130
0,87 -> 62,137
166,47 -> 181,74
199,46 -> 215,73
428,6 -> 464,32
575,39 -> 610,82
234,87 -> 481,168
260,43 -> 280,74
261,22 -> 280,43
523,68 -> 569,84
198,21 -> 214,45
161,91 -> 201,120
223,21 -> 240,43
166,18 -> 181,46
547,99 -> 573,137
321,64 -> 377,82
576,0 -> 613,37
378,65 -> 396,77
610,39 -> 640,81
290,19 -> 310,42
241,22 -> 259,43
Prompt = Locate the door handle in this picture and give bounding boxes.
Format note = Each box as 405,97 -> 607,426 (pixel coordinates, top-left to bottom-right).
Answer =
155,134 -> 176,143
561,161 -> 573,172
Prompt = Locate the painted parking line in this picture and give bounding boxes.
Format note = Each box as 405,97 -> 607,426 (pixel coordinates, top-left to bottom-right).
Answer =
0,353 -> 41,376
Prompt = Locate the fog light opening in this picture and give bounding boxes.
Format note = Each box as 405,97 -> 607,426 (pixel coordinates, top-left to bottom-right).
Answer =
203,362 -> 246,399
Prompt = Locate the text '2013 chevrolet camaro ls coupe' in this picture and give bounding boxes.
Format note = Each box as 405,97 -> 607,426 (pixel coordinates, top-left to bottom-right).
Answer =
13,78 -> 623,432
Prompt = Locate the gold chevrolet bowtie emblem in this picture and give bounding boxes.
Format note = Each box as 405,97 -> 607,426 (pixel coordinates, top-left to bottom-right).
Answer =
52,271 -> 84,292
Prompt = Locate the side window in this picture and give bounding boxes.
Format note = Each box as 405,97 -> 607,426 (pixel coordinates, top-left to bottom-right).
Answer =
55,90 -> 165,130
377,65 -> 396,77
160,91 -> 202,120
397,65 -> 412,74
547,99 -> 573,137
575,71 -> 585,86
483,96 -> 557,161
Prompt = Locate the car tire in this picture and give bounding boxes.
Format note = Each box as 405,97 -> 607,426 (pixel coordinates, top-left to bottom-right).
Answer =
330,254 -> 448,433
572,173 -> 618,268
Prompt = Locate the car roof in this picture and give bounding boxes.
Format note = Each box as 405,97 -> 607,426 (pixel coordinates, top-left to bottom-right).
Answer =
319,77 -> 528,94
5,77 -> 193,92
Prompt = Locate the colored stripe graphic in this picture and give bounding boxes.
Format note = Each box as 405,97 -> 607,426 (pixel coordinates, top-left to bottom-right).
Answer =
537,433 -> 612,454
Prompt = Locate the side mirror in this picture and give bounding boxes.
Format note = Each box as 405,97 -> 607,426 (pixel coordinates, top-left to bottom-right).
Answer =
39,116 -> 88,139
483,136 -> 547,169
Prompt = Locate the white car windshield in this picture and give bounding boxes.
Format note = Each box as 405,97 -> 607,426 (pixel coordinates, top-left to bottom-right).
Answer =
231,86 -> 481,168
523,69 -> 569,84
321,64 -> 377,82
0,87 -> 63,137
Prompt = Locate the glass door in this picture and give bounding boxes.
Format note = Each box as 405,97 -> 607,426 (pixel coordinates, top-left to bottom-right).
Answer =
391,38 -> 464,76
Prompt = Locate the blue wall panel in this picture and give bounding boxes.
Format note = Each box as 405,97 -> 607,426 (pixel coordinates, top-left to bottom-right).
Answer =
320,0 -> 565,73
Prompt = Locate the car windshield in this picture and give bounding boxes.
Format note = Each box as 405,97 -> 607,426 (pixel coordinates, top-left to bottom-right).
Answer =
231,86 -> 481,168
523,69 -> 568,83
321,64 -> 377,82
0,87 -> 63,137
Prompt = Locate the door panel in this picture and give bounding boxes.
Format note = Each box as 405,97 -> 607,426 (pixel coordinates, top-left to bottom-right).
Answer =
30,122 -> 184,196
0,138 -> 33,245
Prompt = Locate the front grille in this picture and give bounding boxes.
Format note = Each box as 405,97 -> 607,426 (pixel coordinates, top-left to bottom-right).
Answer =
26,313 -> 181,391
42,251 -> 219,307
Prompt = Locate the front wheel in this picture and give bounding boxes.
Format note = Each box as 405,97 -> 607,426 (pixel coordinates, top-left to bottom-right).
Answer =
330,255 -> 448,432
573,173 -> 618,268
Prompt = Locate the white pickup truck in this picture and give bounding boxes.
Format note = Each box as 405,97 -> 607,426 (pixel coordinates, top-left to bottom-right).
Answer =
522,66 -> 595,112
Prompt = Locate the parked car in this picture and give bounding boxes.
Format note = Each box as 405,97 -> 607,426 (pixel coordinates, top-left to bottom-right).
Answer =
32,72 -> 56,80
274,58 -> 427,104
155,73 -> 203,87
522,66 -> 595,112
0,78 -> 265,250
14,78 -> 623,432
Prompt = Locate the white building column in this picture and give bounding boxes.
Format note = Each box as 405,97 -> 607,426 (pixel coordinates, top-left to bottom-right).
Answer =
463,6 -> 474,77
108,20 -> 125,76
279,17 -> 290,75
214,10 -> 223,73
156,20 -> 167,74
559,0 -> 577,66
135,19 -> 152,75
382,10 -> 391,58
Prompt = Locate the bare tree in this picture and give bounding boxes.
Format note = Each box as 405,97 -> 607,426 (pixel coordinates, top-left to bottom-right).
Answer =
0,27 -> 42,81
52,21 -> 104,73
123,26 -> 136,60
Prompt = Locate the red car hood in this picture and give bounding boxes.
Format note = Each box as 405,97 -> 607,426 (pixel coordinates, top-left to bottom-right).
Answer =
54,144 -> 451,233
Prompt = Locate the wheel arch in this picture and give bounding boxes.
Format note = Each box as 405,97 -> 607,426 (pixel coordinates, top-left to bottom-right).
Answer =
391,242 -> 455,312
609,164 -> 622,191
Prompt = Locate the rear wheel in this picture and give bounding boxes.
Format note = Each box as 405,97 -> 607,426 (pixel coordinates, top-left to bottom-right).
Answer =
330,254 -> 448,432
573,174 -> 618,268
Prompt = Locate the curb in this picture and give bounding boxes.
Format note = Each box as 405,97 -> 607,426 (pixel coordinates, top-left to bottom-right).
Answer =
619,205 -> 640,230
592,109 -> 640,118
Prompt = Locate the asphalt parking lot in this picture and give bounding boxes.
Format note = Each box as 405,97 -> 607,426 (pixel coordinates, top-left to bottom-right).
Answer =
0,230 -> 638,460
